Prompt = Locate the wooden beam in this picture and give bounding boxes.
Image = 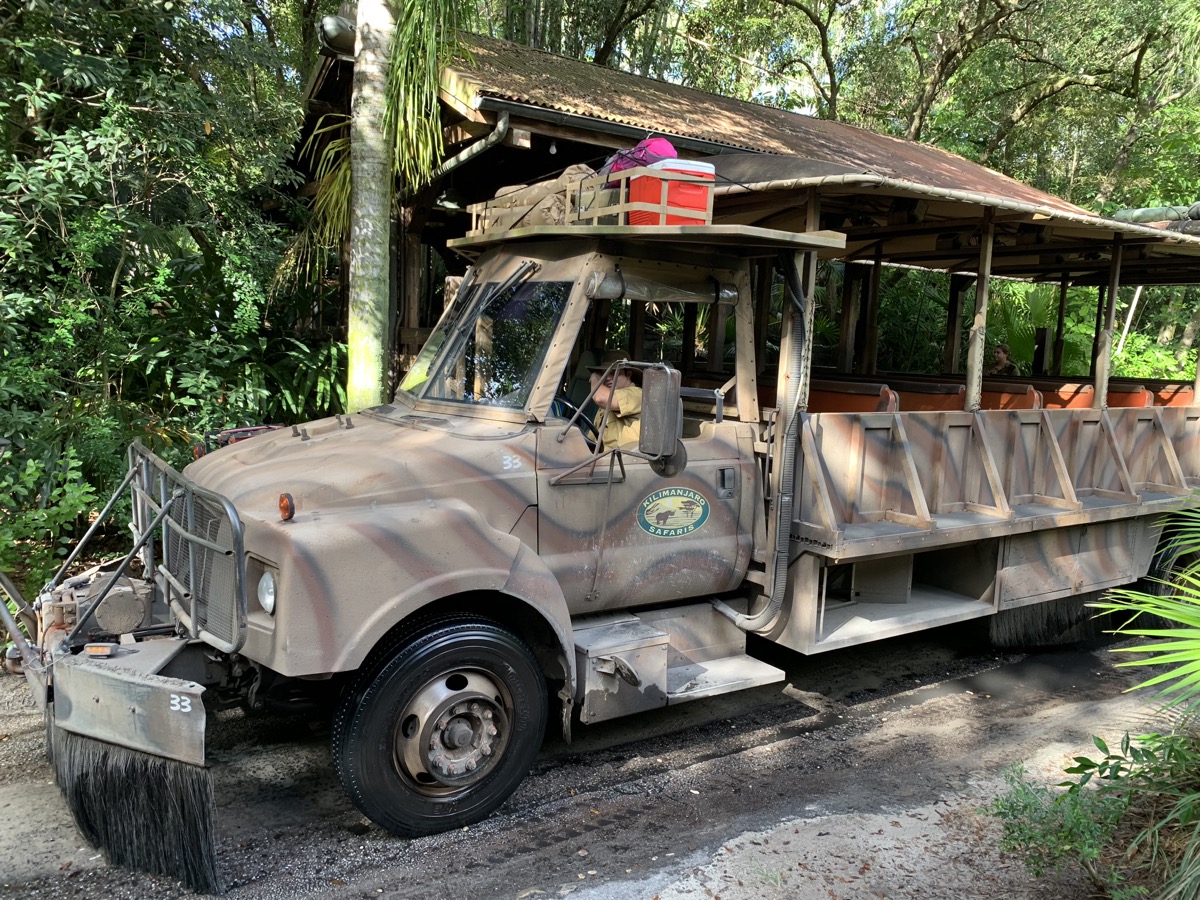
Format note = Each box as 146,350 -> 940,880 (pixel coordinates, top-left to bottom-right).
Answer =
877,239 -> 1146,265
502,127 -> 531,149
754,261 -> 772,374
442,121 -> 493,146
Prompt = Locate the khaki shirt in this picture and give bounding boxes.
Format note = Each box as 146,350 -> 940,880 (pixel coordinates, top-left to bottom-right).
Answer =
593,385 -> 642,449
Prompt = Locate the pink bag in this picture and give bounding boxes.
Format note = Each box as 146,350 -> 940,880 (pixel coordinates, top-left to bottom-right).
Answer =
600,137 -> 677,184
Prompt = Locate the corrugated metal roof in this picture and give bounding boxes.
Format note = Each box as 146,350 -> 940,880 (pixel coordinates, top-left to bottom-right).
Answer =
445,34 -> 1089,218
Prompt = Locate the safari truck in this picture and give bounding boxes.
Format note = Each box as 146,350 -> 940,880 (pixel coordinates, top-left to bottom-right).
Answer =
4,172 -> 1200,893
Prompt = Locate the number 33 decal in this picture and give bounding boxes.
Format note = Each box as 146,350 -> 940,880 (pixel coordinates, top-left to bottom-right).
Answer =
170,693 -> 193,713
501,455 -> 522,470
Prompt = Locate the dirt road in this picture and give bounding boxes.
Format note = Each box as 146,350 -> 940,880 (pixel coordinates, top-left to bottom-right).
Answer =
0,622 -> 1159,899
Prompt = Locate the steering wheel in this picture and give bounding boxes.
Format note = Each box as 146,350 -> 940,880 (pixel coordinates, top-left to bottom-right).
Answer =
551,395 -> 599,448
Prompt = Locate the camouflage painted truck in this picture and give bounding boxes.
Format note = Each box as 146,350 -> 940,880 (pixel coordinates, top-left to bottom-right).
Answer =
4,207 -> 1199,891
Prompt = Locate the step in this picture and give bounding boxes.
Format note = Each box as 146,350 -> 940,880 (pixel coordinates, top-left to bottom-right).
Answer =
667,654 -> 784,704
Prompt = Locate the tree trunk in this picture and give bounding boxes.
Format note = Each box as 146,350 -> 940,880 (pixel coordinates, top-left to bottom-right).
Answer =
346,0 -> 394,411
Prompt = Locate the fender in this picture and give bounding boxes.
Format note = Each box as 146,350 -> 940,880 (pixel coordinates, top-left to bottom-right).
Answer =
241,499 -> 575,690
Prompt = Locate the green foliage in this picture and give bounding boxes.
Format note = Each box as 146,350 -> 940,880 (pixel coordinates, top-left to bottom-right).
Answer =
990,761 -> 1128,891
1091,508 -> 1200,714
0,448 -> 97,595
873,269 -> 955,373
989,283 -> 1093,377
0,0 -> 346,588
992,729 -> 1200,896
387,0 -> 463,188
989,511 -> 1200,895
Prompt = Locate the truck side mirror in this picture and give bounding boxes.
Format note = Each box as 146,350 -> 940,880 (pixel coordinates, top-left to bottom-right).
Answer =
639,366 -> 687,476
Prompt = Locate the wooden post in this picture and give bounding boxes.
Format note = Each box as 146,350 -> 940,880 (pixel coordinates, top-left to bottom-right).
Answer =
1090,284 -> 1106,379
1053,276 -> 1068,376
706,303 -> 728,373
398,222 -> 422,373
964,208 -> 996,412
1093,235 -> 1123,409
682,302 -> 698,374
1193,346 -> 1200,399
943,273 -> 972,374
754,261 -> 773,375
838,265 -> 860,373
861,244 -> 882,375
630,300 -> 646,361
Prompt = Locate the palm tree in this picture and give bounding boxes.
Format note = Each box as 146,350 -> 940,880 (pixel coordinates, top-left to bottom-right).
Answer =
344,0 -> 462,410
346,0 -> 394,411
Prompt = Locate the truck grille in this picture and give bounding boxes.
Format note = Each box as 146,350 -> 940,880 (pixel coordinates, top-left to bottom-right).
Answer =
129,444 -> 246,653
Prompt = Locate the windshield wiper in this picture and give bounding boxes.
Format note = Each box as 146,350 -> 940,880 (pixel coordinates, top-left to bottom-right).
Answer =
418,260 -> 543,397
475,259 -> 541,318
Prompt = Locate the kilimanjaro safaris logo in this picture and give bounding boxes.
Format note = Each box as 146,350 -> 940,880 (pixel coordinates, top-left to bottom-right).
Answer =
637,488 -> 710,538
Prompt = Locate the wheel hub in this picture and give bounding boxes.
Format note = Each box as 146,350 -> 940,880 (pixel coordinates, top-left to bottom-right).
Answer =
396,671 -> 511,789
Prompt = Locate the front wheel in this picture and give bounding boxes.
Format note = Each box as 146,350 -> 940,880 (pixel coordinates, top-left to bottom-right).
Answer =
332,616 -> 547,836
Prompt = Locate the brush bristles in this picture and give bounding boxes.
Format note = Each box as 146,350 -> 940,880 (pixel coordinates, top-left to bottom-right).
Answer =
50,723 -> 222,894
989,595 -> 1104,648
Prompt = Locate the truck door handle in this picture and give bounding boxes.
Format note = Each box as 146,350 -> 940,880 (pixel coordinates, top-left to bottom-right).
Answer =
717,467 -> 737,500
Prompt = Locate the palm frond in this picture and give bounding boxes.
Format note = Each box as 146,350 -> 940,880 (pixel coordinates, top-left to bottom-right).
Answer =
1090,543 -> 1200,712
385,0 -> 466,189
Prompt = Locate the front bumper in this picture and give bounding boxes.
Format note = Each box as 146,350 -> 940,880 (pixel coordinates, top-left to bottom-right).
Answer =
52,637 -> 207,766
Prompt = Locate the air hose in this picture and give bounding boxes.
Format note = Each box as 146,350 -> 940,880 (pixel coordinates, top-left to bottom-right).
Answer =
714,251 -> 807,633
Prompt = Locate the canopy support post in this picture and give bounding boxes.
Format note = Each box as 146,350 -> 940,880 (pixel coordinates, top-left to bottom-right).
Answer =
964,208 -> 995,411
1093,234 -> 1123,410
1053,275 -> 1068,376
943,273 -> 972,374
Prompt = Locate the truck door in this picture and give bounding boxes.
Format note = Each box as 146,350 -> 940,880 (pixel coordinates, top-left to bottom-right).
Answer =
536,419 -> 755,613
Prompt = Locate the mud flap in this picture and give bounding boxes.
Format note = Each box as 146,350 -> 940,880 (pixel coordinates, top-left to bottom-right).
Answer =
49,641 -> 220,893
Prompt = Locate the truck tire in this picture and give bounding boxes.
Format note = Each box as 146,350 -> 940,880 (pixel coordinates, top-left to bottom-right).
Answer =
332,615 -> 547,836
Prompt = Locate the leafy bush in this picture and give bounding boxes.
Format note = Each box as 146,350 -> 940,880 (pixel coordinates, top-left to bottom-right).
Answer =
0,0 -> 350,596
993,508 -> 1200,897
991,758 -> 1127,891
0,448 -> 97,595
991,731 -> 1200,898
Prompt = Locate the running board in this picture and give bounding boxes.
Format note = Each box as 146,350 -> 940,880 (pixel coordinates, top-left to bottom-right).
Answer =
573,603 -> 785,724
667,655 -> 784,703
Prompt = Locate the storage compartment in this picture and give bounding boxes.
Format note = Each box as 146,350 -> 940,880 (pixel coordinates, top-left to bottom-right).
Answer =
627,159 -> 715,226
573,614 -> 668,724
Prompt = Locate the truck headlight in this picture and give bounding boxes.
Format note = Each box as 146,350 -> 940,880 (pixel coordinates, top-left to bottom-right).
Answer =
257,571 -> 277,615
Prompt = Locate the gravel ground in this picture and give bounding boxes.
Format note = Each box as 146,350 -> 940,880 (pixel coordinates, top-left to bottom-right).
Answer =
0,624 -> 1164,899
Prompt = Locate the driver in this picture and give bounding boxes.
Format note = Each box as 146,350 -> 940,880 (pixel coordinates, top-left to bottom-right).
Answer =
587,350 -> 642,450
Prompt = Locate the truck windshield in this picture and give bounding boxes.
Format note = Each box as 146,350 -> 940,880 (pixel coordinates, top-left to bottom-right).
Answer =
399,278 -> 572,409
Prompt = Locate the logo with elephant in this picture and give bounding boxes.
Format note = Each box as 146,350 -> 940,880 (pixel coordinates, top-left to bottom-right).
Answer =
636,487 -> 710,538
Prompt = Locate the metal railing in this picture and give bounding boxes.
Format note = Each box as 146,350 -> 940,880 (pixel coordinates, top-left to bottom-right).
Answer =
129,443 -> 247,653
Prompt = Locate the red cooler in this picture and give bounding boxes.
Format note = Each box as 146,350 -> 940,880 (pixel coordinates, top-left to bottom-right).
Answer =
627,159 -> 715,225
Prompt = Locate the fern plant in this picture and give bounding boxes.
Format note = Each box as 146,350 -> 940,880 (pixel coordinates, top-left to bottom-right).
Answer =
1087,506 -> 1200,898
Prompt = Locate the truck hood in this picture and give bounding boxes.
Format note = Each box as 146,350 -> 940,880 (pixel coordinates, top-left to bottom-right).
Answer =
183,408 -> 537,530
